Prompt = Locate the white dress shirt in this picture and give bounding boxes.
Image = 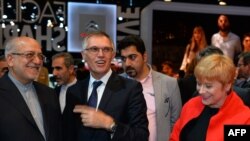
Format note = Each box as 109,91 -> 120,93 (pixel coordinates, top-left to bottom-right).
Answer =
59,78 -> 77,112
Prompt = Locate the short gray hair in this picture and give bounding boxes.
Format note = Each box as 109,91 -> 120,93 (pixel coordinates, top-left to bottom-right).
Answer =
4,36 -> 40,58
82,31 -> 115,52
52,52 -> 74,68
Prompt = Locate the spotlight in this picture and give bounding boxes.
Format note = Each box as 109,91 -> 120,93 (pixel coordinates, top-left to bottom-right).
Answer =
219,0 -> 227,6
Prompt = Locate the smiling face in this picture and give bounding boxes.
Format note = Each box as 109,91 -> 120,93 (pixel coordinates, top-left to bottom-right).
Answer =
194,54 -> 236,108
82,34 -> 115,79
6,37 -> 43,84
196,79 -> 230,108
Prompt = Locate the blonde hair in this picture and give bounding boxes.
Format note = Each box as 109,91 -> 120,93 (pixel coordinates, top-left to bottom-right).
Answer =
194,54 -> 236,86
190,26 -> 207,52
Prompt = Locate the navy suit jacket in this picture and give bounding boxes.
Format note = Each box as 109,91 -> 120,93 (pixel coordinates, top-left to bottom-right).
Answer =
63,72 -> 149,141
0,74 -> 62,141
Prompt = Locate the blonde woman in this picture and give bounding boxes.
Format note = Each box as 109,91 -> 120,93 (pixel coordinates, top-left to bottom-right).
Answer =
180,26 -> 207,72
171,54 -> 250,141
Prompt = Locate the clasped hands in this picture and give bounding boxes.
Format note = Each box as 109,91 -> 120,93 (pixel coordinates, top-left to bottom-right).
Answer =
73,105 -> 114,130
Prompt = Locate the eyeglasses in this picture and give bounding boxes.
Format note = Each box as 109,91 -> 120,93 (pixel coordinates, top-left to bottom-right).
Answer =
12,52 -> 46,62
85,47 -> 113,54
121,54 -> 137,62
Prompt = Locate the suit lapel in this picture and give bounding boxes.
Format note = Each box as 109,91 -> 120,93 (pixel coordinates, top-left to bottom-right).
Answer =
0,75 -> 40,132
34,82 -> 49,140
152,71 -> 162,106
80,79 -> 90,104
98,73 -> 120,110
54,85 -> 62,97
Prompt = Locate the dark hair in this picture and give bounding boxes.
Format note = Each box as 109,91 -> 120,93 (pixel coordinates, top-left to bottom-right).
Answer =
238,52 -> 250,65
118,35 -> 146,55
161,61 -> 174,68
243,32 -> 250,41
197,45 -> 224,61
52,52 -> 74,68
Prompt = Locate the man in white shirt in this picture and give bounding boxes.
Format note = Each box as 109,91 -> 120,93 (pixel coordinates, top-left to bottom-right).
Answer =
52,52 -> 77,113
211,14 -> 242,61
62,31 -> 149,141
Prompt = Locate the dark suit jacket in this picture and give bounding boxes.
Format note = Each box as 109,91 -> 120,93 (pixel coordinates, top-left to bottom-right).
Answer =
178,75 -> 197,105
0,74 -> 62,141
233,86 -> 250,107
55,85 -> 61,97
63,72 -> 149,141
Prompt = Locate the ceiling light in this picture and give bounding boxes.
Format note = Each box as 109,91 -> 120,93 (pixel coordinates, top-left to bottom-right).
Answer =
219,0 -> 227,6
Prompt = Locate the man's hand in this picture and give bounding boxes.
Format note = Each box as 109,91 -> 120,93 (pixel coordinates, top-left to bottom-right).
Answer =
73,105 -> 114,130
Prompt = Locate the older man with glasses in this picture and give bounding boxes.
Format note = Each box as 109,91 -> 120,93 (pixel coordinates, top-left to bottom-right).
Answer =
0,36 -> 61,141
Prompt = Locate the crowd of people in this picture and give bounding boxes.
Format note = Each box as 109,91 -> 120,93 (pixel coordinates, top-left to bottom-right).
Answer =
0,14 -> 249,141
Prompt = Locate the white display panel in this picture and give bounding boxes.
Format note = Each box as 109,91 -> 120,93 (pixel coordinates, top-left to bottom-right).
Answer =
68,2 -> 117,52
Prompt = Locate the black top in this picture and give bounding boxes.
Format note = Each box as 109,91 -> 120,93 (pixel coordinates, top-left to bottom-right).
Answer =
180,106 -> 219,141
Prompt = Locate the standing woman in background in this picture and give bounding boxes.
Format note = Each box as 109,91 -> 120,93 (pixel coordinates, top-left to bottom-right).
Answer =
180,26 -> 207,72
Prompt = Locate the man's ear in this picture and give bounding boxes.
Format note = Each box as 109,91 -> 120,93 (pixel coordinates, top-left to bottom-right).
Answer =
69,65 -> 75,74
6,54 -> 13,67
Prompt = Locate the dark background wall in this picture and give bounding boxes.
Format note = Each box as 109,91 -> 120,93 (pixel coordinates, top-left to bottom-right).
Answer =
1,0 -> 250,73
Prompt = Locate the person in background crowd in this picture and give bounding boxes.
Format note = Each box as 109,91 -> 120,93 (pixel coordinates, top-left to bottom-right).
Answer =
170,54 -> 250,141
161,60 -> 177,77
110,62 -> 118,73
242,32 -> 250,52
63,31 -> 149,141
35,66 -> 49,86
118,35 -> 182,141
211,14 -> 242,61
0,55 -> 8,77
235,52 -> 250,88
178,59 -> 197,105
52,52 -> 77,113
180,26 -> 207,72
0,36 -> 61,141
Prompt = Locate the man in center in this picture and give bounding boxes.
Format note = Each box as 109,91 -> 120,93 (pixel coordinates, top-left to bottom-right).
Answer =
118,35 -> 182,141
63,31 -> 149,141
